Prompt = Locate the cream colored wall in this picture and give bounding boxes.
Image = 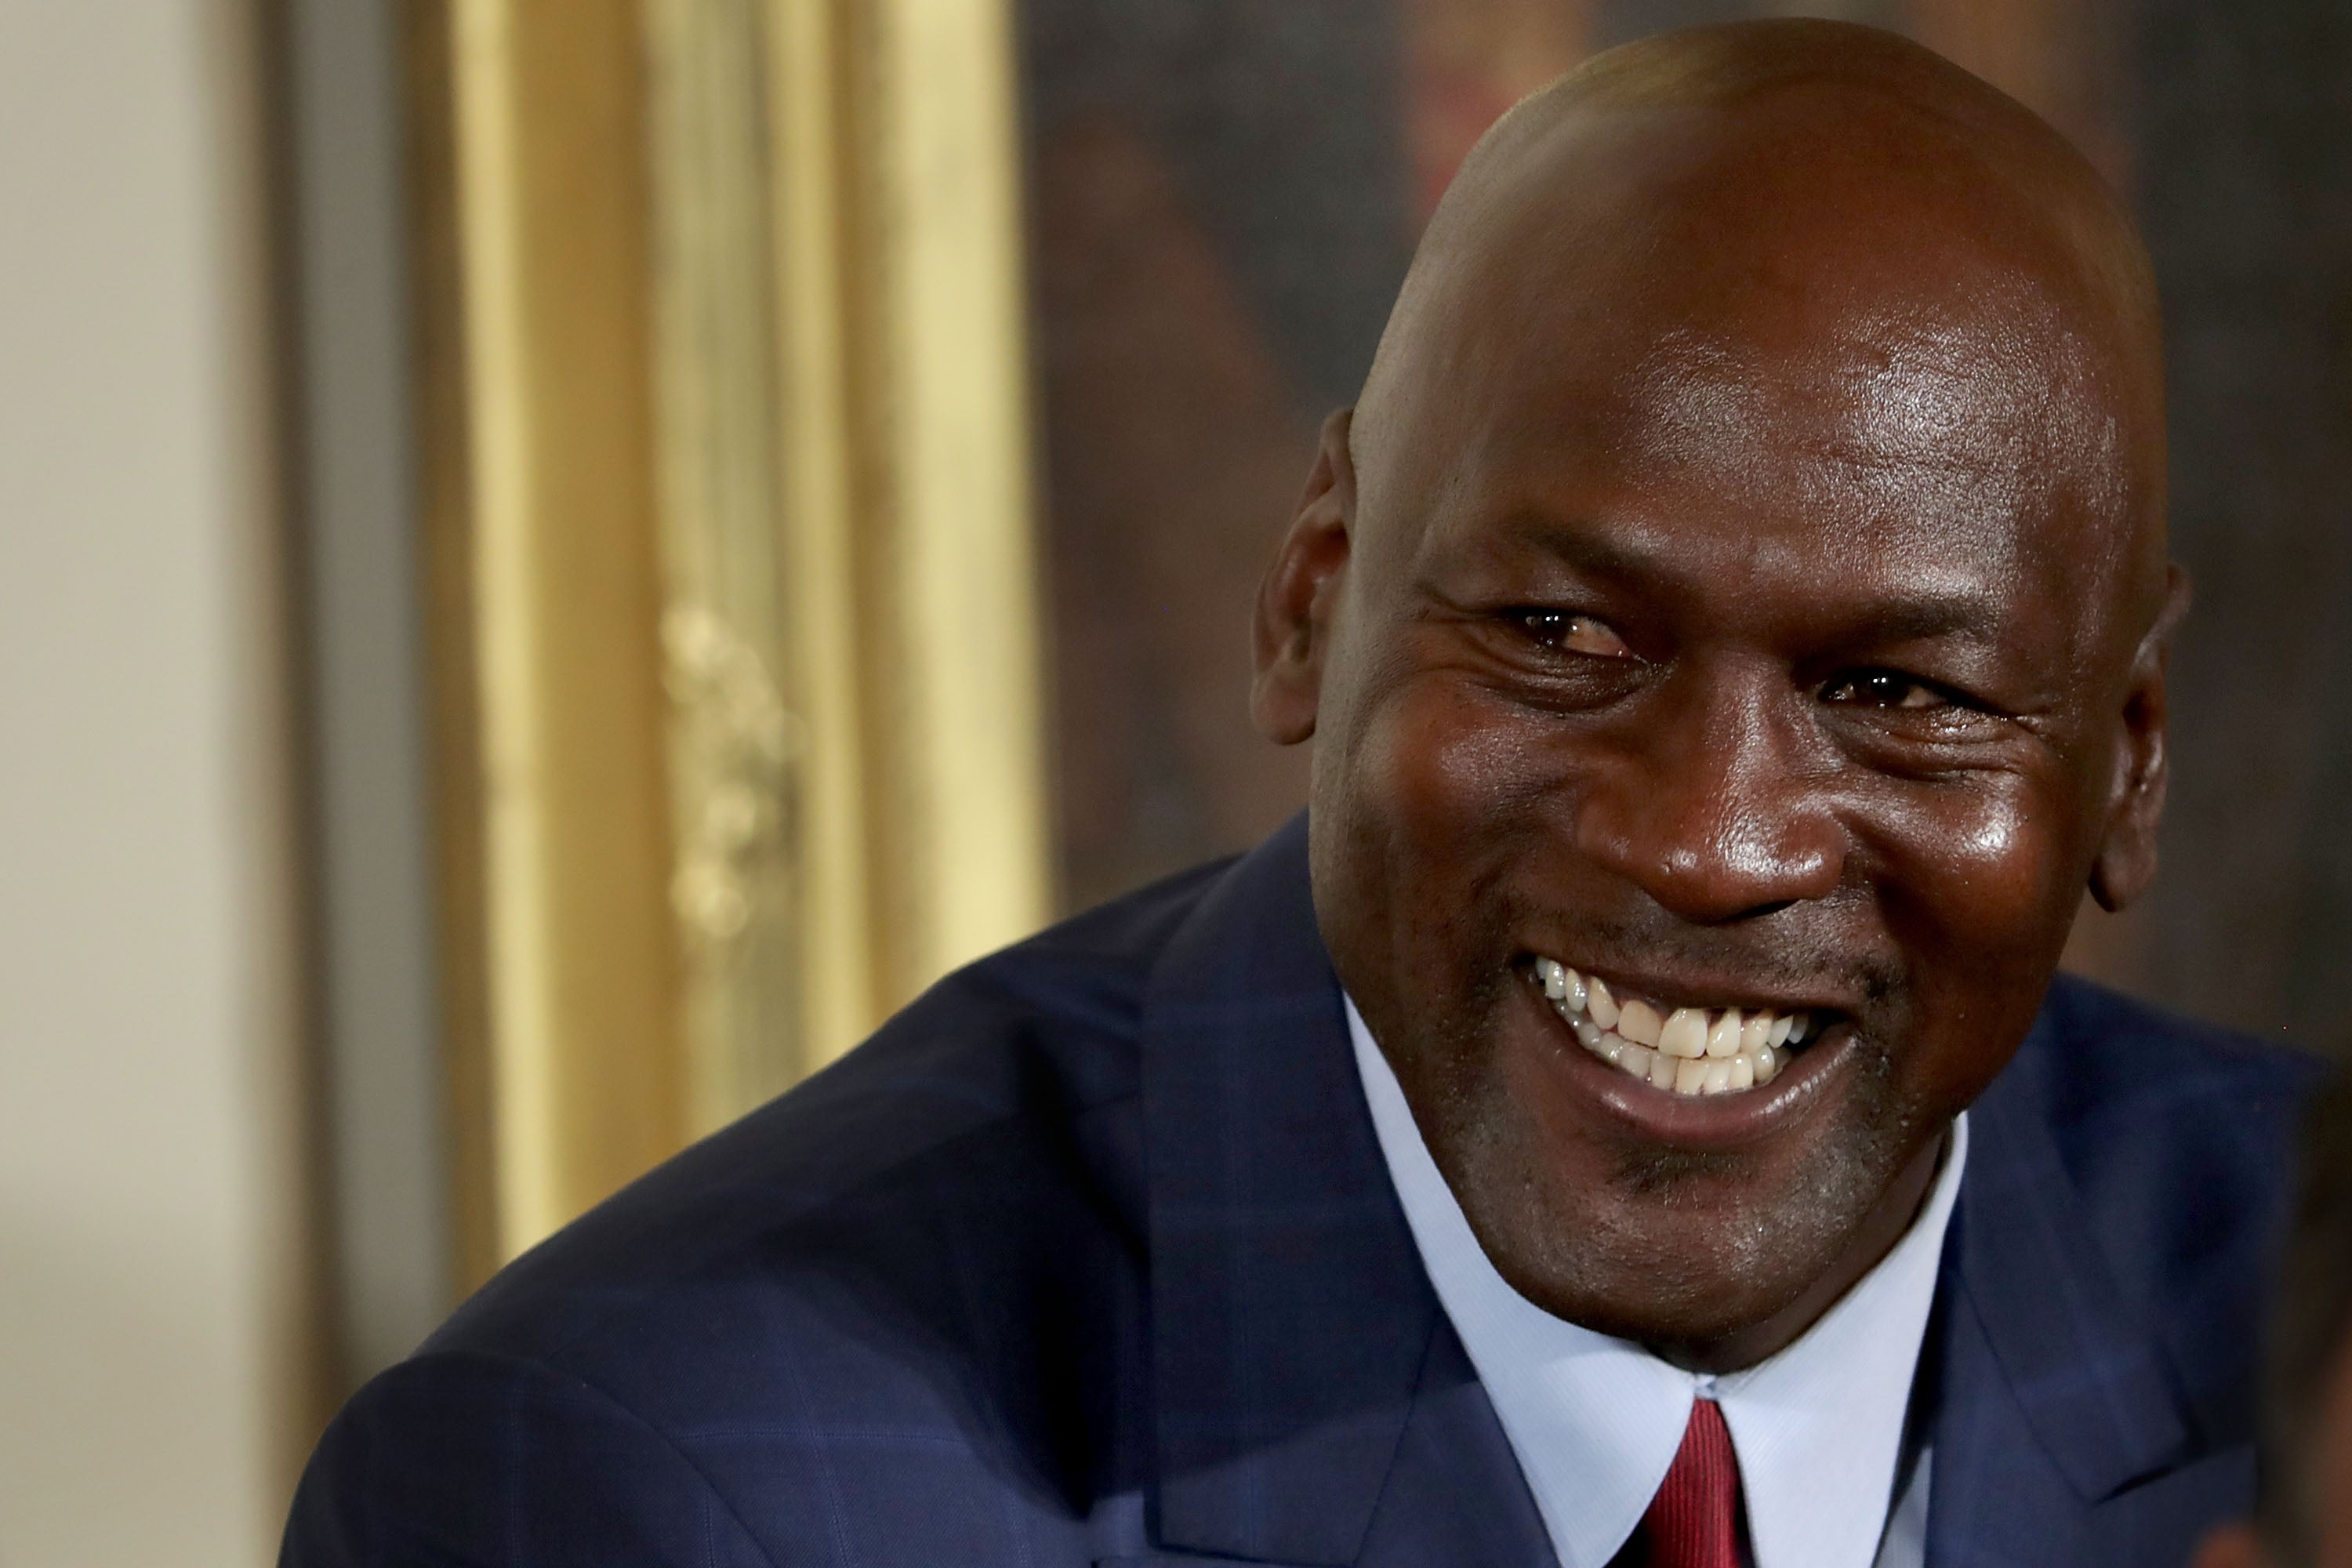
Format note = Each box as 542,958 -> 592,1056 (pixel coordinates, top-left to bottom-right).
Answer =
0,3 -> 311,1565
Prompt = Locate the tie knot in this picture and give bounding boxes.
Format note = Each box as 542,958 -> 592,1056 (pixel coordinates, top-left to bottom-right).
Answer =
1641,1398 -> 1741,1568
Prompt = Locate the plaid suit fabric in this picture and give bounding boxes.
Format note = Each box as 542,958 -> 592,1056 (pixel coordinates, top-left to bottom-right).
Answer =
1922,978 -> 2319,1564
281,816 -> 2318,1568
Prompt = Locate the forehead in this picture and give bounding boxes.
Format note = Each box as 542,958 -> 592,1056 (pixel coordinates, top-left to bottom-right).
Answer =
1453,318 -> 2109,575
1379,203 -> 2140,647
1361,85 -> 2158,622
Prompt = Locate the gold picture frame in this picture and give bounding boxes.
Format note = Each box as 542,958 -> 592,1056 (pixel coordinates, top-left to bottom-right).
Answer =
408,0 -> 1051,1287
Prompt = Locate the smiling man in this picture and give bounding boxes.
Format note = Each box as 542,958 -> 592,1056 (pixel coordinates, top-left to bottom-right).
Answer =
1243,20 -> 2252,1565
285,20 -> 2318,1568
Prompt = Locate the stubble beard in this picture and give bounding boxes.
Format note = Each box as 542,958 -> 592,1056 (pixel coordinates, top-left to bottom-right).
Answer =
1377,920 -> 1932,1356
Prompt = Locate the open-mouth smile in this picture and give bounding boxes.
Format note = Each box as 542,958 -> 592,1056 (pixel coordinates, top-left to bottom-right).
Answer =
1524,956 -> 1835,1099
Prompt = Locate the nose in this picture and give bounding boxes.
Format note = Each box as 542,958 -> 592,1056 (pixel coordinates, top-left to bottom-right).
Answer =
1572,665 -> 1845,924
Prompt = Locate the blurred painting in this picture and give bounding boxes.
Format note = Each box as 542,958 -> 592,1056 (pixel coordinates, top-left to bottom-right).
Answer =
1019,0 -> 2352,1051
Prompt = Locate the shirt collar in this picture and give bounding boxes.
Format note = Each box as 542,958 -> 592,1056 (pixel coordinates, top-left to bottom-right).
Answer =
1346,996 -> 1965,1568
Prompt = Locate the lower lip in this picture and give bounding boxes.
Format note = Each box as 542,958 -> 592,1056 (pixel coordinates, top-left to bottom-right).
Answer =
1512,978 -> 1854,1152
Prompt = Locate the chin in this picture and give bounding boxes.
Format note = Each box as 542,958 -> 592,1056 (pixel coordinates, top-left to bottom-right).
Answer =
1465,1124 -> 1889,1338
1395,982 -> 1932,1356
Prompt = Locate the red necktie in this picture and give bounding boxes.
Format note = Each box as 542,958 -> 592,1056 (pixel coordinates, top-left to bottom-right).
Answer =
1639,1399 -> 1742,1568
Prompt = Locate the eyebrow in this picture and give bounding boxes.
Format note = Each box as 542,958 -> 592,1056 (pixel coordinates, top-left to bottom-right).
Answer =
1826,593 -> 2009,647
1504,514 -> 2013,647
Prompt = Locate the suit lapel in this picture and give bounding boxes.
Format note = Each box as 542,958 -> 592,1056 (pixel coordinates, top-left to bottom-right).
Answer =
1138,815 -> 2255,1566
1351,1323 -> 1559,1567
1139,816 -> 1551,1567
1926,1007 -> 2219,1566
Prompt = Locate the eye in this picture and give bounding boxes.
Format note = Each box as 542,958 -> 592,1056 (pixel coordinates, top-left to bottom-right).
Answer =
1517,610 -> 1634,659
1820,669 -> 1949,710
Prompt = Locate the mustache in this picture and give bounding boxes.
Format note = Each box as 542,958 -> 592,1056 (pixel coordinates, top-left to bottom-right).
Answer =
1494,893 -> 1907,1006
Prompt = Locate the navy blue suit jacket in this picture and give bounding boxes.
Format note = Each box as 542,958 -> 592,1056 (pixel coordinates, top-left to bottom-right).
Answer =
283,818 -> 2320,1566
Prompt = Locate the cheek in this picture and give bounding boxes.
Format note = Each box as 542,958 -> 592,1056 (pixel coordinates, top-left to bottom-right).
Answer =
1346,680 -> 1558,855
1864,775 -> 2088,1037
1316,680 -> 1563,998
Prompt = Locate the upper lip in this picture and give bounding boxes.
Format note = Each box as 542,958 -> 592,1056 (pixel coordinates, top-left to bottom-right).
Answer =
1524,950 -> 1856,1018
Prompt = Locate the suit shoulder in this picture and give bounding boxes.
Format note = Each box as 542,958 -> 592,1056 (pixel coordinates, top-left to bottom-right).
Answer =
2031,973 -> 2325,1149
408,858 -> 1229,1413
2019,976 -> 2329,1421
282,1348 -> 776,1566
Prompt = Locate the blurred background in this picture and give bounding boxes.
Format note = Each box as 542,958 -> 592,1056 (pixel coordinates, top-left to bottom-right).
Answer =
4,0 -> 2347,1561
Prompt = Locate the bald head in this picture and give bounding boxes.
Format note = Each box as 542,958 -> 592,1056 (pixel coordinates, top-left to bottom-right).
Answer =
1354,18 -> 2169,636
1256,20 -> 2191,1370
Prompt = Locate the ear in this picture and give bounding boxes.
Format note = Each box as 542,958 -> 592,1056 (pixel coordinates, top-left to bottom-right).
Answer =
1250,408 -> 1358,746
2089,564 -> 2191,913
2189,1523 -> 2262,1568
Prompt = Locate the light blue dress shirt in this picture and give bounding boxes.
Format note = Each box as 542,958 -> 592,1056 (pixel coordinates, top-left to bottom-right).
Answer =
1346,998 -> 1965,1568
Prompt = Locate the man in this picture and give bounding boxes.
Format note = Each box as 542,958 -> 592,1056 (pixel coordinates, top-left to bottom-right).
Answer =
284,20 -> 2318,1567
2197,1081 -> 2352,1568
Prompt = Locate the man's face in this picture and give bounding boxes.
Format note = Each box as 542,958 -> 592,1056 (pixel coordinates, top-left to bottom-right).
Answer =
1266,167 -> 2168,1359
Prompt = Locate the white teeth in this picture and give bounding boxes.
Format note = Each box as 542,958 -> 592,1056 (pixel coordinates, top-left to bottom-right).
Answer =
1705,1010 -> 1741,1059
1534,958 -> 1821,1100
1658,1007 -> 1708,1059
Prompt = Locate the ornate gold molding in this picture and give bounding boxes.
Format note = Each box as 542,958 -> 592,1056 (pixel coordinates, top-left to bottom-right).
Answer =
411,0 -> 1051,1282
845,0 -> 1054,1010
647,0 -> 1053,1123
413,0 -> 687,1283
643,0 -> 809,1134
